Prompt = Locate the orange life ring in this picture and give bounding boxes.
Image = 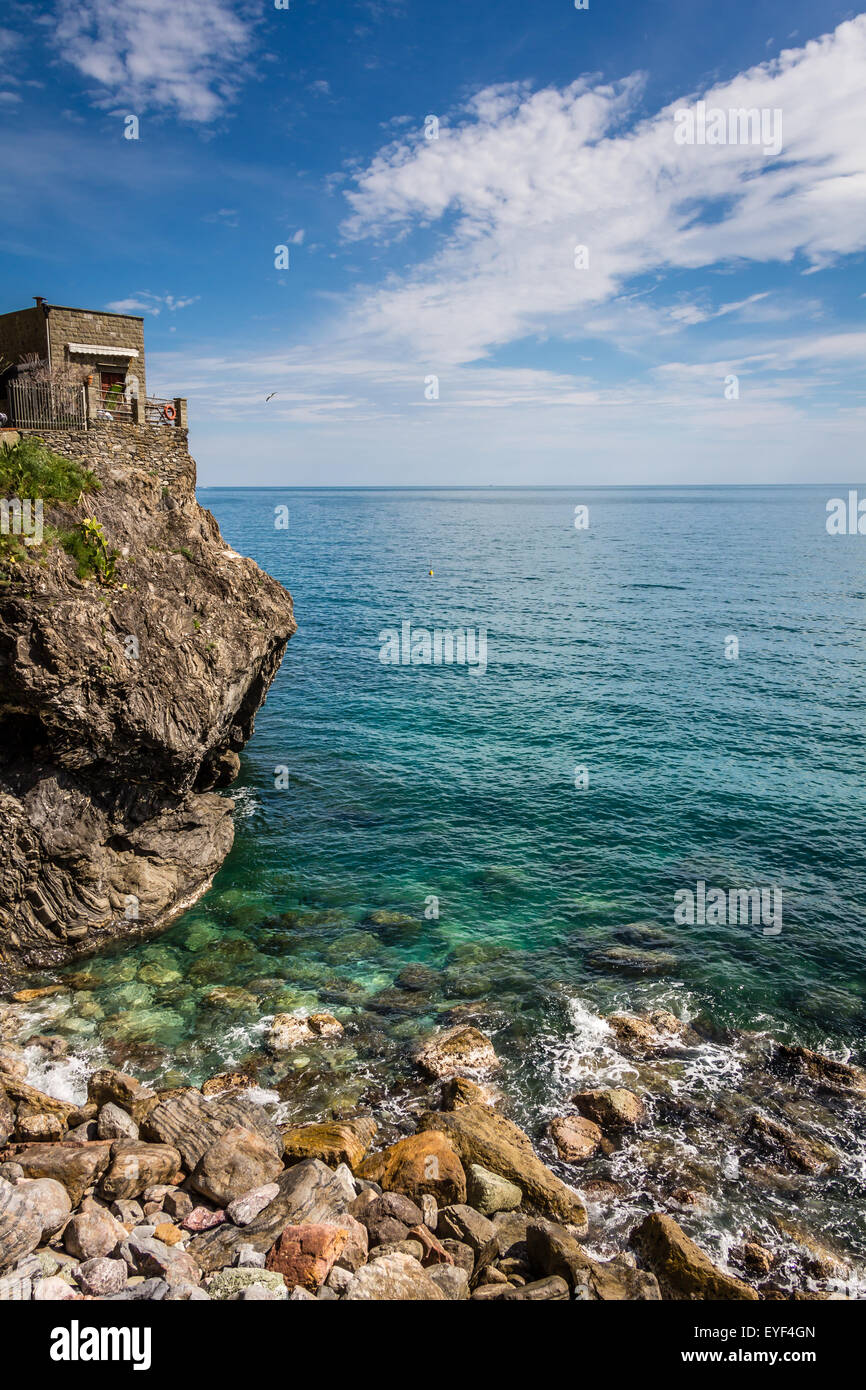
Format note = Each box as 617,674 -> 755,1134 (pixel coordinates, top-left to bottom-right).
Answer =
162,403 -> 177,422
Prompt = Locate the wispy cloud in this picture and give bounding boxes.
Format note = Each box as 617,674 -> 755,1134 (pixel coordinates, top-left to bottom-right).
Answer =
52,0 -> 258,123
105,292 -> 198,315
340,18 -> 866,365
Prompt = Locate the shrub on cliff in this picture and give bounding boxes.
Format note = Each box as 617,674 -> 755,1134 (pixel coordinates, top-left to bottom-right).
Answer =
0,435 -> 98,504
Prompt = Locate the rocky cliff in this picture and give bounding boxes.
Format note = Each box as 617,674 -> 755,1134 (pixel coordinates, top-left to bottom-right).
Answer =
0,430 -> 295,976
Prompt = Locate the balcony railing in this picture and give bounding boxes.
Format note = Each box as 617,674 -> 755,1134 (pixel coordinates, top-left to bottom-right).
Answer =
5,380 -> 187,431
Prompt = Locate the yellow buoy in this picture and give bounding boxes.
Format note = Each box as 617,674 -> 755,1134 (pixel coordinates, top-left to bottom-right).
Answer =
428,569 -> 434,576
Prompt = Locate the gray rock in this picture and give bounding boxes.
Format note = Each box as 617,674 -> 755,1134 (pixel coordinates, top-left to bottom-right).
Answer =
141,1091 -> 282,1171
427,1264 -> 470,1299
15,1177 -> 71,1239
226,1181 -> 280,1226
206,1268 -> 288,1300
106,1277 -> 169,1301
75,1257 -> 128,1297
97,1102 -> 140,1141
233,1245 -> 266,1268
466,1164 -> 522,1216
344,1252 -> 447,1301
437,1203 -> 496,1253
0,1177 -> 47,1273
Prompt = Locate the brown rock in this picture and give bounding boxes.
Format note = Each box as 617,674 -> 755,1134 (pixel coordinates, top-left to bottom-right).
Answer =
573,1087 -> 646,1131
418,1105 -> 586,1226
86,1070 -> 158,1125
64,1209 -> 126,1261
770,1044 -> 866,1098
280,1118 -> 377,1171
744,1111 -> 838,1176
414,1026 -> 500,1080
632,1213 -> 759,1300
356,1131 -> 466,1205
153,1222 -> 184,1246
141,1089 -> 282,1170
191,1124 -> 283,1207
9,1141 -> 113,1206
440,1076 -> 497,1110
548,1114 -> 602,1163
265,1223 -> 347,1290
100,1141 -> 182,1201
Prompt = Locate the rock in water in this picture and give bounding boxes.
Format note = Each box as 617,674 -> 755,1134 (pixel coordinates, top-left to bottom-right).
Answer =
414,1027 -> 500,1080
631,1213 -> 759,1300
0,437 -> 295,976
418,1105 -> 586,1227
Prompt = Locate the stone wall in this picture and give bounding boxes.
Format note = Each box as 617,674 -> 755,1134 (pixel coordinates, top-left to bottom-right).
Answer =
19,422 -> 195,490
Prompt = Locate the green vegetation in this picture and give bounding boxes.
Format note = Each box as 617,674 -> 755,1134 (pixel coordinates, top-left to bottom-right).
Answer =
0,437 -> 101,574
61,518 -> 120,586
0,435 -> 98,504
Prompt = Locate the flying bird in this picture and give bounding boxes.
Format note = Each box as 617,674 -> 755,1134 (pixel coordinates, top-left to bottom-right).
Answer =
265,392 -> 278,402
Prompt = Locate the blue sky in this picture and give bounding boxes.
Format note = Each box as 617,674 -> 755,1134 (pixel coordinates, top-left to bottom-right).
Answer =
1,0 -> 864,484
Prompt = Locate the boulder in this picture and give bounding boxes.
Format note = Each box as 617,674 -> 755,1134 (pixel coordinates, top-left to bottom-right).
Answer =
573,1087 -> 645,1131
267,1012 -> 343,1052
187,1159 -> 350,1274
356,1130 -> 466,1205
76,1257 -> 128,1297
64,1209 -> 126,1261
9,1142 -> 113,1207
439,1076 -> 495,1110
226,1182 -> 280,1227
141,1089 -> 282,1170
770,1044 -> 866,1098
0,1087 -> 14,1146
87,1070 -> 158,1125
418,1105 -> 586,1226
428,1264 -> 470,1299
437,1203 -> 496,1254
182,1207 -> 226,1233
465,1164 -> 522,1215
743,1111 -> 838,1176
608,1010 -> 700,1057
33,1276 -> 83,1301
265,1223 -> 347,1290
414,1026 -> 500,1080
191,1125 -> 283,1206
527,1220 -> 660,1300
125,1234 -> 202,1285
100,1141 -> 182,1201
500,1275 -> 570,1300
631,1213 -> 759,1300
280,1118 -> 377,1171
15,1176 -> 71,1239
0,1178 -> 43,1273
206,1268 -> 288,1300
548,1114 -> 602,1163
97,1103 -> 140,1142
344,1250 -> 447,1301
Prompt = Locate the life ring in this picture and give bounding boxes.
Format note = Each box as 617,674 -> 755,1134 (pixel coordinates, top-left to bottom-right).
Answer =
162,403 -> 177,422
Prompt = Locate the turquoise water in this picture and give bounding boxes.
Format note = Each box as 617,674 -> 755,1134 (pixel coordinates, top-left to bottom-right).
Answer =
18,485 -> 866,1274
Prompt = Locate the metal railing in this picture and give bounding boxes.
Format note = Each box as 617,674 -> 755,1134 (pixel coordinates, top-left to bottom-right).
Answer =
7,380 -> 87,430
143,396 -> 180,427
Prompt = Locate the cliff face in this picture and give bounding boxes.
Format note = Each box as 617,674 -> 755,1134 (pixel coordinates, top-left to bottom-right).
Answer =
0,430 -> 295,975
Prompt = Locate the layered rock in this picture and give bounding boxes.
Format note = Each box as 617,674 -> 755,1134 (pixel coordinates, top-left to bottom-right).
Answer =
0,437 -> 295,974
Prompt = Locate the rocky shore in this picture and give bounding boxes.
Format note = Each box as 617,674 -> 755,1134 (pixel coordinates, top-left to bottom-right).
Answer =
1,1014 -> 863,1301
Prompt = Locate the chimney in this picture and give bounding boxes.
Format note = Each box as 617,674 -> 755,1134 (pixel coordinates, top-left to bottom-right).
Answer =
33,296 -> 46,310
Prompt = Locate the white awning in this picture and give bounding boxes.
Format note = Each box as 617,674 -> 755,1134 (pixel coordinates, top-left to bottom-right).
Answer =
67,343 -> 139,358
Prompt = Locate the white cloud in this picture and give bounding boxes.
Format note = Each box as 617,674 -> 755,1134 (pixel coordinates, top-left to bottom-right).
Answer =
105,293 -> 198,316
340,18 -> 866,365
53,0 -> 256,123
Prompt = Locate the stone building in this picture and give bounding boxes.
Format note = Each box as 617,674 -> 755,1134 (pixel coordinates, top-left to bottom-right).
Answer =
0,297 -> 186,430
0,297 -> 147,408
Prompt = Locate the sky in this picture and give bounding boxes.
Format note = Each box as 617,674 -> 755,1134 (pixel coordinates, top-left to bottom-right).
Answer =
1,0 -> 864,485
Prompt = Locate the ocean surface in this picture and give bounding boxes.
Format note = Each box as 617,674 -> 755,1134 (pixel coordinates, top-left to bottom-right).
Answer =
18,485 -> 866,1276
